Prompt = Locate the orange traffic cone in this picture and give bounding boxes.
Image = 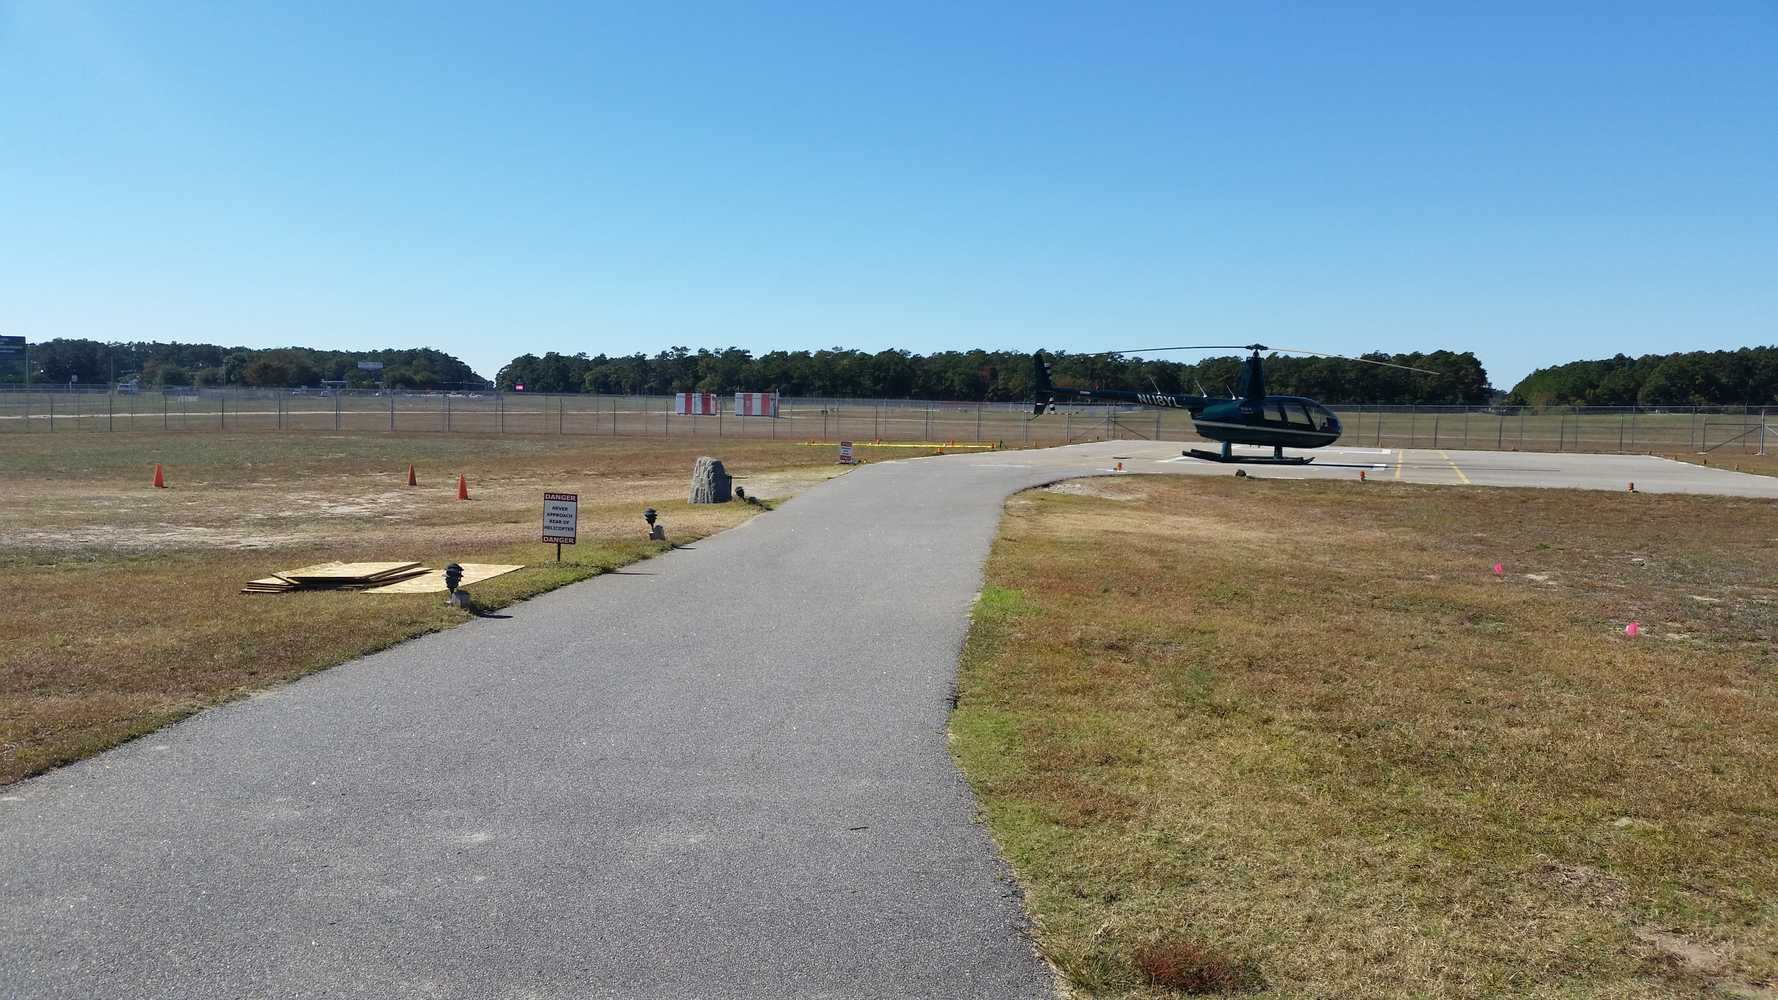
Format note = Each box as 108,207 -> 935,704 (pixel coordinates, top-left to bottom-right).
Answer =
407,464 -> 417,486
1115,461 -> 1123,471
457,475 -> 469,500
152,464 -> 166,488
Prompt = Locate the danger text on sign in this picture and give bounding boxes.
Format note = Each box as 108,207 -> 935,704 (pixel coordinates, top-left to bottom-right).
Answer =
542,492 -> 578,544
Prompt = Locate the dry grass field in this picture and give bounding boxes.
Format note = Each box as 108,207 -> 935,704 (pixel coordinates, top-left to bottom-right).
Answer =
0,432 -> 897,786
953,475 -> 1778,999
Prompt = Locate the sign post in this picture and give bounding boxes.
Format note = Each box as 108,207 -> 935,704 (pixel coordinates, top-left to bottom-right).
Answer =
838,440 -> 854,464
541,492 -> 578,561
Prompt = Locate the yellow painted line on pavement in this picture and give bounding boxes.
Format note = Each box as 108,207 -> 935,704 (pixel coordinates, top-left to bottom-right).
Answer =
1438,450 -> 1472,484
1395,449 -> 1405,480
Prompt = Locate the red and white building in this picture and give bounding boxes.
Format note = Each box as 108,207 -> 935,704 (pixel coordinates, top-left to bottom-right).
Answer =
733,392 -> 780,417
674,392 -> 719,415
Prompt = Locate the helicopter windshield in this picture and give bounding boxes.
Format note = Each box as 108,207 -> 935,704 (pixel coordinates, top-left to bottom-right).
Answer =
1274,399 -> 1339,432
1274,401 -> 1318,427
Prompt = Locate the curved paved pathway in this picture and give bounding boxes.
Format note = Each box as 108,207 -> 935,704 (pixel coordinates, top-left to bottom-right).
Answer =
5,442 -> 1774,999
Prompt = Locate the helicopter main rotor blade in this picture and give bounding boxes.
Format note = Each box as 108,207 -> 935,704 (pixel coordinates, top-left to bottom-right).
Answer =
1261,346 -> 1441,375
1070,345 -> 1255,358
1058,344 -> 1440,376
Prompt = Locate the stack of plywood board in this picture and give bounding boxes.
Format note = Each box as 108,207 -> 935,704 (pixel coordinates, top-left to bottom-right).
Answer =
241,561 -> 428,595
362,563 -> 524,594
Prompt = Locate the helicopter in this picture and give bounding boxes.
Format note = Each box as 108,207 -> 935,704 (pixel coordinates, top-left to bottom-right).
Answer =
1031,344 -> 1437,463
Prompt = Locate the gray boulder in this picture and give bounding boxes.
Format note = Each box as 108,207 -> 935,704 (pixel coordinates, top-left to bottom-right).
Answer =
688,456 -> 733,503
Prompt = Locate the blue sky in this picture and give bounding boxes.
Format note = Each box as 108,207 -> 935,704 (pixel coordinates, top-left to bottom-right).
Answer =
3,2 -> 1774,389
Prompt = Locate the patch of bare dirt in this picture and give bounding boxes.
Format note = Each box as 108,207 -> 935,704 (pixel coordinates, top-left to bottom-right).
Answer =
1635,927 -> 1778,1000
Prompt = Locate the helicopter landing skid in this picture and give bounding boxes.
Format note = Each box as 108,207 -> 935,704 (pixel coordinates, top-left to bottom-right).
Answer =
1184,448 -> 1314,465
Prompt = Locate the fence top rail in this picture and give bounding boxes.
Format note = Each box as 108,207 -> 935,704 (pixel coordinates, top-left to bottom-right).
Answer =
0,384 -> 1770,418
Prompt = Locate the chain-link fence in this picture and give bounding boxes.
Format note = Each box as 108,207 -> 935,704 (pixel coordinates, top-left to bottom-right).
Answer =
0,386 -> 1771,455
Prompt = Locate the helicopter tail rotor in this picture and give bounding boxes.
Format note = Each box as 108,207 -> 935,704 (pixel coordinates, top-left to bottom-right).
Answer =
1031,351 -> 1054,416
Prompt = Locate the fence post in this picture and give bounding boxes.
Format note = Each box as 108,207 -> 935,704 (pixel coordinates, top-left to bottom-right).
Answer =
391,392 -> 397,432
1432,412 -> 1439,448
979,402 -> 985,443
1407,405 -> 1415,448
163,392 -> 168,431
1558,411 -> 1566,451
924,405 -> 931,441
47,392 -> 53,431
1065,410 -> 1071,440
1518,409 -> 1525,449
108,392 -> 113,432
220,391 -> 226,430
1629,406 -> 1637,452
1617,413 -> 1624,452
334,393 -> 341,431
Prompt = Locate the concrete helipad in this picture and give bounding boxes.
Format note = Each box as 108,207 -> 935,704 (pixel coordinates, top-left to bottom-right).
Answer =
1012,440 -> 1778,497
2,441 -> 1773,1000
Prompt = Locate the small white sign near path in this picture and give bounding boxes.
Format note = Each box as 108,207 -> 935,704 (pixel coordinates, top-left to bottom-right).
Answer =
542,492 -> 578,545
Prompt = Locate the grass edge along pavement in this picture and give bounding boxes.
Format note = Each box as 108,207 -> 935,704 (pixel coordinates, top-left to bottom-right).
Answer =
0,503 -> 777,788
950,474 -> 1778,999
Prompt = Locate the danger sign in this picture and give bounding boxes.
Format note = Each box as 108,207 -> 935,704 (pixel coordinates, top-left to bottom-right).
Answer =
542,492 -> 578,544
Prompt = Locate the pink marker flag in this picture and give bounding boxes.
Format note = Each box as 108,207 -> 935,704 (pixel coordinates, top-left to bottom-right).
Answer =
1624,621 -> 1641,637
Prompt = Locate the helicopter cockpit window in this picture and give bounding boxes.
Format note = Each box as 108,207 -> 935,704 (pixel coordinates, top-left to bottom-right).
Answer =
1281,403 -> 1314,426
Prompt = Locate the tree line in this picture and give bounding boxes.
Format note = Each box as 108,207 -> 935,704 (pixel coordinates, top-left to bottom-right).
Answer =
38,337 -> 1778,405
3,339 -> 483,389
1507,347 -> 1778,406
496,347 -> 1493,404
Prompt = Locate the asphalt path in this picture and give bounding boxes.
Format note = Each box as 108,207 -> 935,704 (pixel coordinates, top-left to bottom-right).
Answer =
4,442 -> 1775,999
2,450 -> 1109,1000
